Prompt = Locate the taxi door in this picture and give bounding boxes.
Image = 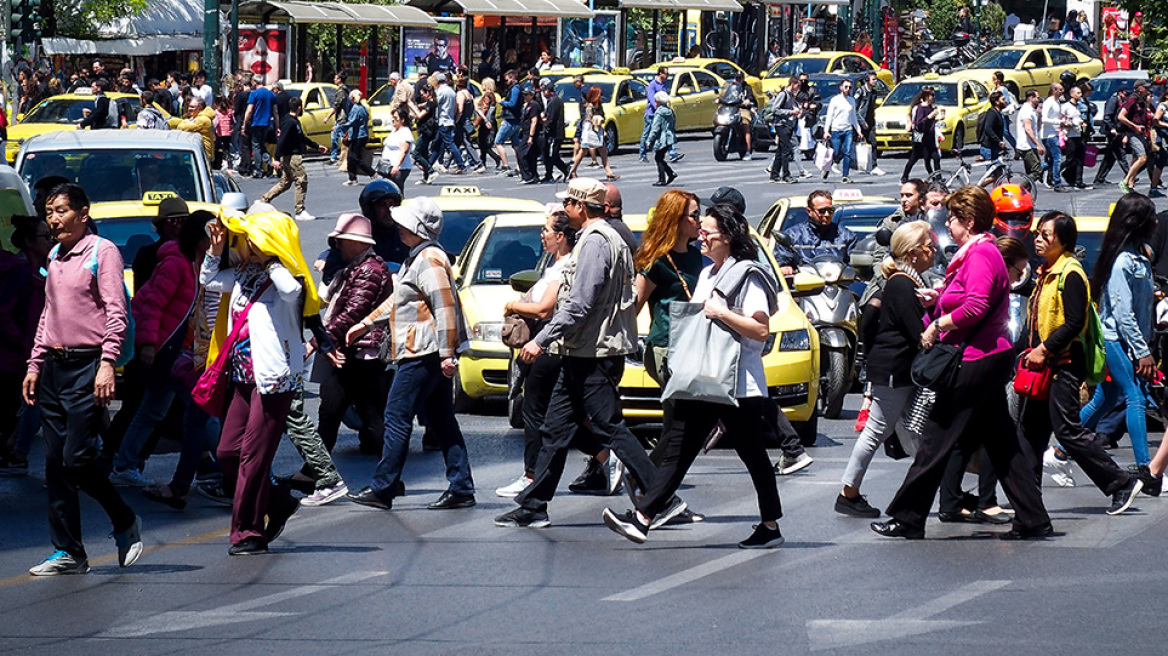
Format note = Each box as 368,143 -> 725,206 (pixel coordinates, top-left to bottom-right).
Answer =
1017,49 -> 1051,97
670,72 -> 701,130
689,70 -> 725,130
299,85 -> 337,147
611,79 -> 648,147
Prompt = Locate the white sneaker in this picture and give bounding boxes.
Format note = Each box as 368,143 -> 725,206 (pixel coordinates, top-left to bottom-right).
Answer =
433,163 -> 448,174
109,468 -> 156,488
495,474 -> 533,498
1043,447 -> 1075,487
300,482 -> 349,507
743,152 -> 753,160
29,550 -> 90,576
831,164 -> 842,174
776,452 -> 814,476
870,167 -> 887,176
602,455 -> 624,496
294,211 -> 316,222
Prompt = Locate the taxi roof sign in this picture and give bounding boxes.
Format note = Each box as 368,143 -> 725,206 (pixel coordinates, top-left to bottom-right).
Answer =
832,189 -> 864,202
142,191 -> 180,205
439,186 -> 483,196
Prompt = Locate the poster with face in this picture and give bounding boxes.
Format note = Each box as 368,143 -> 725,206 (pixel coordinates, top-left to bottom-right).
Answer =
239,26 -> 288,85
560,13 -> 618,70
403,22 -> 462,77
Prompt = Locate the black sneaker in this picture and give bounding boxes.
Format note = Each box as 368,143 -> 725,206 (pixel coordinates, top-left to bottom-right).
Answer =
0,451 -> 29,476
568,458 -> 607,495
228,537 -> 269,556
1107,478 -> 1143,515
494,507 -> 551,528
738,523 -> 784,549
835,493 -> 881,518
1135,465 -> 1162,497
602,508 -> 648,544
195,482 -> 233,507
649,496 -> 688,530
265,496 -> 300,542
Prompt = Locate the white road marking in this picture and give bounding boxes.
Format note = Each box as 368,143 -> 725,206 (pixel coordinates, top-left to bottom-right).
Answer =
96,571 -> 386,638
806,580 -> 1011,651
603,550 -> 774,602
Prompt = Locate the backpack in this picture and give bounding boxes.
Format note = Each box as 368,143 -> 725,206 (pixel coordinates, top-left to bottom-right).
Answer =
1058,265 -> 1105,384
48,237 -> 136,368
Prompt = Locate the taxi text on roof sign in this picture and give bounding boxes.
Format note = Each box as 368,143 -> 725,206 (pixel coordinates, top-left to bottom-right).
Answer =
440,186 -> 483,196
142,191 -> 180,205
832,189 -> 864,202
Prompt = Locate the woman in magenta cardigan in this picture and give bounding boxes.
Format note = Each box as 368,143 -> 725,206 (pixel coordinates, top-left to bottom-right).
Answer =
871,186 -> 1052,541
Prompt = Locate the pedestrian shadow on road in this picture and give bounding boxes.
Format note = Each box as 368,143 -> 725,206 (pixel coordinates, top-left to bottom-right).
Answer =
275,544 -> 383,554
92,563 -> 205,575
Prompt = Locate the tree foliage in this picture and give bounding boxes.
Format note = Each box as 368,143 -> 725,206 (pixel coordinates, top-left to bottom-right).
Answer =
53,0 -> 151,39
1117,0 -> 1168,71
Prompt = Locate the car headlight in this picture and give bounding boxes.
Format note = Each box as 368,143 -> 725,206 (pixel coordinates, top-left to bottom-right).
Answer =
814,261 -> 842,283
471,322 -> 504,343
778,329 -> 811,351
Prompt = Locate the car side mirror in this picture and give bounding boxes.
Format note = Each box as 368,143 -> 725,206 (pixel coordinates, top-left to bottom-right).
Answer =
509,269 -> 540,293
306,102 -> 322,111
875,97 -> 884,106
678,86 -> 693,95
1023,61 -> 1036,70
16,113 -> 24,121
773,231 -> 793,248
789,272 -> 826,296
965,96 -> 978,106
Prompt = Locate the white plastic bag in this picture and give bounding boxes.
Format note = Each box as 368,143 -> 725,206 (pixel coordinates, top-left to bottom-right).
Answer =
798,122 -> 813,151
814,142 -> 834,172
855,143 -> 873,173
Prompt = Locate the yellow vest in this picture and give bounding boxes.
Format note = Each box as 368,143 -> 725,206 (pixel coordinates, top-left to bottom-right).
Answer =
1029,252 -> 1088,354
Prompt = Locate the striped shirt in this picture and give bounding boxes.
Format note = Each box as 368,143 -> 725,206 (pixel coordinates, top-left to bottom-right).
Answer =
366,241 -> 466,361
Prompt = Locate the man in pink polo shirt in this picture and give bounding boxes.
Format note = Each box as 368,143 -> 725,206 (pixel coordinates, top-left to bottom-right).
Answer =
22,183 -> 143,576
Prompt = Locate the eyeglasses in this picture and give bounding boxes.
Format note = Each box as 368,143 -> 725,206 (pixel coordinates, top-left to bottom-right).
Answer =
239,31 -> 286,51
688,209 -> 701,219
698,228 -> 722,239
810,206 -> 835,215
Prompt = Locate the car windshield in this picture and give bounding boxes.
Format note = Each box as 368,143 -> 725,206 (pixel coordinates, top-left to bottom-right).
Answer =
781,204 -> 899,235
93,217 -> 157,265
968,49 -> 1024,69
471,226 -> 544,284
369,85 -> 392,106
769,57 -> 830,78
18,149 -> 203,203
23,98 -> 140,124
557,82 -> 614,104
884,82 -> 958,107
439,210 -> 521,258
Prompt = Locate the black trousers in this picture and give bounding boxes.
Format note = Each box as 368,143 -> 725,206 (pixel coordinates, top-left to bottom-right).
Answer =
938,447 -> 998,514
102,357 -> 144,459
347,136 -> 376,182
763,396 -> 805,458
636,397 -> 782,522
517,135 -> 542,182
39,355 -> 136,559
316,357 -> 390,455
543,135 -> 571,180
1020,356 -> 1134,496
770,124 -> 794,180
902,141 -> 937,181
389,168 -> 410,195
477,124 -> 501,166
885,350 -> 1050,532
1094,134 -> 1131,183
413,130 -> 435,176
1,370 -> 24,453
516,356 -> 656,511
1062,135 -> 1085,186
654,147 -> 674,182
455,121 -> 480,167
519,352 -> 601,475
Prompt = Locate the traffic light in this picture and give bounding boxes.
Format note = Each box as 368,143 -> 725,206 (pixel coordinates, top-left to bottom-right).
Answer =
7,0 -> 42,43
26,0 -> 39,40
9,0 -> 26,41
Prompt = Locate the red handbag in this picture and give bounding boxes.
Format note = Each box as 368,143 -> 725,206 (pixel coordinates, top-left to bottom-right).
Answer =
1013,350 -> 1054,401
191,281 -> 270,416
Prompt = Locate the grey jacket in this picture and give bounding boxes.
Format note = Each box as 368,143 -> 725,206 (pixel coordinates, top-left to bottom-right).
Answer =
537,219 -> 636,358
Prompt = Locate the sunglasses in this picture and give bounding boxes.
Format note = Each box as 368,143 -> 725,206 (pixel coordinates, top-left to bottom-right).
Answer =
698,228 -> 721,239
239,32 -> 286,51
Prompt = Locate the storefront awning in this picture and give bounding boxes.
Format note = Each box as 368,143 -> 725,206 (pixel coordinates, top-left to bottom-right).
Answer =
42,35 -> 204,56
619,0 -> 741,11
406,0 -> 594,18
761,0 -> 849,4
239,0 -> 437,26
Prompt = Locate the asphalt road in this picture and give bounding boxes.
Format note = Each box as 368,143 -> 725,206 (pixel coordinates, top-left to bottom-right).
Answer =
1,140 -> 1167,654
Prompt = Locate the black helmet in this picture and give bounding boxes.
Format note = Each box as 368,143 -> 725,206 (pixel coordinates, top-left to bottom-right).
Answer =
1059,70 -> 1077,91
359,179 -> 403,217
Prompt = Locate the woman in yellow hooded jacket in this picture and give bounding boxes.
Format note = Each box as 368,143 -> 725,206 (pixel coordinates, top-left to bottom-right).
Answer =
1019,211 -> 1142,516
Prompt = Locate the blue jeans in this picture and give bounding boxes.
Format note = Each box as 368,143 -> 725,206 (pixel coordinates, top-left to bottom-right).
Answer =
432,125 -> 466,170
1081,340 -> 1149,466
371,354 -> 473,497
330,123 -> 342,160
1042,136 -> 1064,187
495,121 -> 520,147
113,382 -> 175,473
830,130 -> 854,177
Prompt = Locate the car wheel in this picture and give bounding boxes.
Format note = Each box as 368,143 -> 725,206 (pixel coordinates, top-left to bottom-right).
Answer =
951,128 -> 965,155
1006,82 -> 1020,102
604,123 -> 619,155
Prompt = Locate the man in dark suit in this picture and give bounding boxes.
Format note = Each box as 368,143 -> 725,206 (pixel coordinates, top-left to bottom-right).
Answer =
540,79 -> 570,182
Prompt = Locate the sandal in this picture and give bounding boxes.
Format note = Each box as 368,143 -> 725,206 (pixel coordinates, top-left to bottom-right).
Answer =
606,173 -> 620,181
143,484 -> 188,510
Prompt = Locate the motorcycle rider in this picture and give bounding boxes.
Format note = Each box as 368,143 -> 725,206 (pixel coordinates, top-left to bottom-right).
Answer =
768,76 -> 803,183
719,71 -> 757,159
853,71 -> 886,176
775,190 -> 858,275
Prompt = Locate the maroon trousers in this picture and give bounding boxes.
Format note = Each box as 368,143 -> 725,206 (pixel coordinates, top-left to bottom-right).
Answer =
218,383 -> 295,545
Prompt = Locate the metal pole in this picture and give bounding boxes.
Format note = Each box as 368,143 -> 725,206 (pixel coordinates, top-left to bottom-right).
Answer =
229,0 -> 239,75
204,0 -> 219,82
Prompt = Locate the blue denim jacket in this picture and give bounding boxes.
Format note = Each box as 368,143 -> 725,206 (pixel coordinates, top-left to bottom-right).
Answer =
341,103 -> 370,141
1100,247 -> 1154,359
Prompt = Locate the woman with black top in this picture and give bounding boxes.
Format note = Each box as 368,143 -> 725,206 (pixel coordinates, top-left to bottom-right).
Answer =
475,78 -> 503,171
1021,212 -> 1143,515
901,88 -> 941,182
410,84 -> 439,185
454,76 -> 481,171
836,221 -> 932,518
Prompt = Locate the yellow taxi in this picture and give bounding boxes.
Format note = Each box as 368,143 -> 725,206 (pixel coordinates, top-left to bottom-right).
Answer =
760,52 -> 894,94
504,213 -> 823,438
630,67 -> 726,131
368,77 -> 496,147
522,66 -> 607,88
5,90 -> 168,164
428,187 -> 546,407
873,73 -> 990,152
947,44 -> 1104,100
555,73 -> 648,154
647,57 -> 764,98
284,82 -> 342,149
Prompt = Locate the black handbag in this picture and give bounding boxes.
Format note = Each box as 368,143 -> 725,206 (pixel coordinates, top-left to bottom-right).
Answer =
910,343 -> 965,390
